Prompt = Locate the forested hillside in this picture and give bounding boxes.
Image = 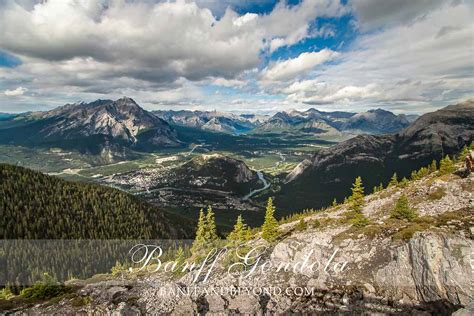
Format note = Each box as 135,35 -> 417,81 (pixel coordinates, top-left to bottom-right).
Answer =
0,164 -> 191,239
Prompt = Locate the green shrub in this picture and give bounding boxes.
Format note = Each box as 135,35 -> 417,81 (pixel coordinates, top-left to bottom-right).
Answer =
345,211 -> 370,228
350,213 -> 370,228
393,223 -> 429,241
310,219 -> 321,228
0,288 -> 14,300
111,261 -> 127,276
295,219 -> 307,231
20,283 -> 73,300
71,295 -> 92,307
427,187 -> 446,200
390,195 -> 418,221
20,273 -> 74,301
439,155 -> 455,175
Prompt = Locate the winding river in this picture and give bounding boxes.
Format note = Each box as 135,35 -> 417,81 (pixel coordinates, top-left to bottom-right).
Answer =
243,171 -> 271,200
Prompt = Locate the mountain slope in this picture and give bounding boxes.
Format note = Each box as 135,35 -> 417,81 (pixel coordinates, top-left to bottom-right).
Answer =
0,98 -> 179,161
0,163 -> 191,239
278,101 -> 474,210
171,153 -> 260,195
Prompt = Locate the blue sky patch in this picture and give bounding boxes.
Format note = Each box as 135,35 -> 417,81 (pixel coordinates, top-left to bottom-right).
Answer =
0,51 -> 21,68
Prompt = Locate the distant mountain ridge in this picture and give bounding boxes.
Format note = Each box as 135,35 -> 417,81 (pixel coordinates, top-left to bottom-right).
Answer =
153,110 -> 267,135
276,100 -> 474,210
340,108 -> 410,134
253,107 -> 413,135
0,112 -> 17,120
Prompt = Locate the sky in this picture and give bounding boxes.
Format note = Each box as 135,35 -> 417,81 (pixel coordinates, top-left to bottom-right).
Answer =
0,0 -> 472,114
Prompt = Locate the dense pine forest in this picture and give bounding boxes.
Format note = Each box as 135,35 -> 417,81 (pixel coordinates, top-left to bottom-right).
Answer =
0,164 -> 191,239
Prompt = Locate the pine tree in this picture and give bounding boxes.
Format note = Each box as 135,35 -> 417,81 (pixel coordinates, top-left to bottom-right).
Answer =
399,177 -> 409,188
388,172 -> 398,187
296,218 -> 307,231
417,167 -> 429,178
175,246 -> 185,265
204,206 -> 218,242
439,155 -> 455,175
458,145 -> 469,163
349,177 -> 365,212
429,160 -> 437,173
227,215 -> 249,242
261,197 -> 279,242
411,170 -> 419,181
332,198 -> 338,207
378,183 -> 384,191
191,209 -> 207,254
390,195 -> 418,221
350,213 -> 370,228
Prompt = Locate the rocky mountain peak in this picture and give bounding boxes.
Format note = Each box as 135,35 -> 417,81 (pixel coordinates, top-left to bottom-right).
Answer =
367,108 -> 391,114
0,98 -> 180,162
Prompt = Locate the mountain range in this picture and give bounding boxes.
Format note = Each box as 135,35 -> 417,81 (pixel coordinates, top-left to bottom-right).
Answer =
153,110 -> 266,135
277,100 -> 474,210
253,108 -> 414,135
0,98 -> 418,163
155,107 -> 416,136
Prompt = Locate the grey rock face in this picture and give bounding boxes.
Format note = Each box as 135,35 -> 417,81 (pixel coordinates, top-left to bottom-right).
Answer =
375,232 -> 473,306
452,302 -> 474,316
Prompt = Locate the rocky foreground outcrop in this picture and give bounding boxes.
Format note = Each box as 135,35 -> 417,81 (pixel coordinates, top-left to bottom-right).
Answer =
7,165 -> 472,315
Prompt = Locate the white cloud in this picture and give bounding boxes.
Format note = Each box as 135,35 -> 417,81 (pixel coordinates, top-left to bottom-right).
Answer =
4,86 -> 28,96
261,49 -> 339,82
0,0 -> 345,84
0,0 -> 348,112
282,80 -> 380,104
274,1 -> 474,111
